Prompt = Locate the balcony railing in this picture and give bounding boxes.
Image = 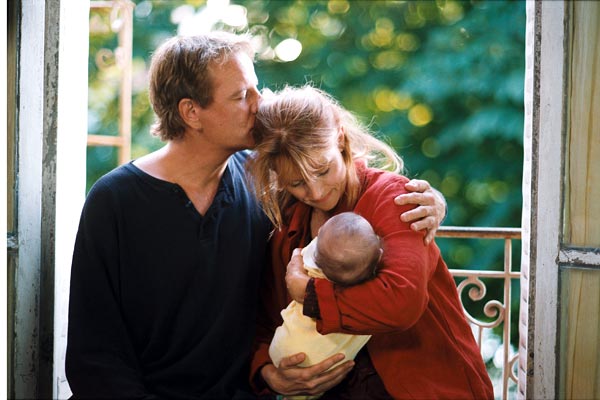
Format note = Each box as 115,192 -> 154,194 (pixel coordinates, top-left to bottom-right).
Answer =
437,226 -> 521,400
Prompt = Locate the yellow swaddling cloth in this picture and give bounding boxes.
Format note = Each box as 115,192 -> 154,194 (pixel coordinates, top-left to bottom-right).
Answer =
268,238 -> 371,399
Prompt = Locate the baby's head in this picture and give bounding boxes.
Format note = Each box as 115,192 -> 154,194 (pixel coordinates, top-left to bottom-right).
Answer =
315,212 -> 383,286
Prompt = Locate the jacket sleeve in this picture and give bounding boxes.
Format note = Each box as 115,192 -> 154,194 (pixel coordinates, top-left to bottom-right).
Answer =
65,181 -> 157,399
314,176 -> 439,335
249,233 -> 291,394
248,262 -> 278,394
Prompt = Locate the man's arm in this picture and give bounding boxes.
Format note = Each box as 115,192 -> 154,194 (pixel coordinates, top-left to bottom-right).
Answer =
66,182 -> 156,399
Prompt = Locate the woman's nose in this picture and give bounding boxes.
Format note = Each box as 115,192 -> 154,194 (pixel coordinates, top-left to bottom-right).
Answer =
306,182 -> 324,200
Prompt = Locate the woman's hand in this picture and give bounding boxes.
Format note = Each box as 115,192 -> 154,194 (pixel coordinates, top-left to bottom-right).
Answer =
285,249 -> 310,303
394,179 -> 447,245
261,353 -> 354,397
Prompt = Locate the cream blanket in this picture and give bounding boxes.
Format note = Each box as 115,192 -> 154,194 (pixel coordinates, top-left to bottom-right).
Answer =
268,237 -> 371,371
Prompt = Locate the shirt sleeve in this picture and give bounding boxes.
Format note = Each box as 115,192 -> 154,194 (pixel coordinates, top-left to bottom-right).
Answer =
249,290 -> 276,395
249,237 -> 289,395
302,278 -> 320,318
66,181 -> 157,399
313,176 -> 439,336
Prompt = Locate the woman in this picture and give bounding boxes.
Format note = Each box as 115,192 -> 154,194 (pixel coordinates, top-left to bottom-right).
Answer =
247,85 -> 493,399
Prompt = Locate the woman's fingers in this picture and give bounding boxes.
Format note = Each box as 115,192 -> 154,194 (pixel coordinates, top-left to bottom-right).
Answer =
302,359 -> 354,394
285,248 -> 310,303
278,352 -> 307,369
273,353 -> 354,396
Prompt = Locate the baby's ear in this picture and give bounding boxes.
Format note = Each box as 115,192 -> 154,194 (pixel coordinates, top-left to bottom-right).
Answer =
377,248 -> 384,264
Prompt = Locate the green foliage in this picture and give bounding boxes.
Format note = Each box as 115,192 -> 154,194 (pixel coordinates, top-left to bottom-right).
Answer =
88,0 -> 525,245
87,0 -> 524,245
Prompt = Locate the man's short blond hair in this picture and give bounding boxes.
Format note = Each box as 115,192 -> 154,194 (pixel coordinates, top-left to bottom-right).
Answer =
148,32 -> 255,141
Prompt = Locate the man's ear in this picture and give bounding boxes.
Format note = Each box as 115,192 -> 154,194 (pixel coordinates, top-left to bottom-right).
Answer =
178,98 -> 202,129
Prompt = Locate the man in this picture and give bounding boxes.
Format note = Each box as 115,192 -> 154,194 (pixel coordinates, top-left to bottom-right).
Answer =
66,32 -> 445,399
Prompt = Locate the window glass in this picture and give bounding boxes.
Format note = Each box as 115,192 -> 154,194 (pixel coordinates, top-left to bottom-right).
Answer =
564,1 -> 600,247
559,266 -> 600,399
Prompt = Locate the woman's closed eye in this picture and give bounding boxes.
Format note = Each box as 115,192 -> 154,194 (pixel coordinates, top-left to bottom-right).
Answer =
317,168 -> 330,177
289,169 -> 329,187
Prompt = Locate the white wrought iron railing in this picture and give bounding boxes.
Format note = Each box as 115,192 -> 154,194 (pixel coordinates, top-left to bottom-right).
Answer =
437,226 -> 521,400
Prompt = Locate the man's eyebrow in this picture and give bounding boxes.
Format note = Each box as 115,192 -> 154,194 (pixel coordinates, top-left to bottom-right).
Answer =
228,88 -> 245,97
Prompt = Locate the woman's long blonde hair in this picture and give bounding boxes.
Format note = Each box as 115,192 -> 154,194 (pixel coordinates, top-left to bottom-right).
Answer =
247,85 -> 403,230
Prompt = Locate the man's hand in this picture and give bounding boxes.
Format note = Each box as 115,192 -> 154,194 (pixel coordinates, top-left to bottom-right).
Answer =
394,179 -> 447,245
261,353 -> 354,397
285,248 -> 310,303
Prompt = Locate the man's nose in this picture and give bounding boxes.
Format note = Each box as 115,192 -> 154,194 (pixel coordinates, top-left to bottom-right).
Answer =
251,88 -> 262,114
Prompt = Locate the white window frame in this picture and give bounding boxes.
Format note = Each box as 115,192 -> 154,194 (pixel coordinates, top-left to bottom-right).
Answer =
521,2 -> 565,398
521,1 -> 600,398
11,0 -> 88,398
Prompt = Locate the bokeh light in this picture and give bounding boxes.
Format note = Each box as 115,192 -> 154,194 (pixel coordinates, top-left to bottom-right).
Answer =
175,0 -> 249,35
328,0 -> 350,14
421,137 -> 441,158
221,4 -> 247,27
408,104 -> 433,127
310,11 -> 344,37
373,88 -> 414,112
440,1 -> 464,24
274,38 -> 302,62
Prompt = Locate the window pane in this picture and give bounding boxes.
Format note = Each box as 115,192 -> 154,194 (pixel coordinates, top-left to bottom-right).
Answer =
559,266 -> 600,399
565,1 -> 600,247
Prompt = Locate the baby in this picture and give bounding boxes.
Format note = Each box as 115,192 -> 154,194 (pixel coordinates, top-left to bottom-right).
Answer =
268,212 -> 383,375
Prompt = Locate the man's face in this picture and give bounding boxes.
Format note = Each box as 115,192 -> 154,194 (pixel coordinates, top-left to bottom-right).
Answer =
197,52 -> 261,152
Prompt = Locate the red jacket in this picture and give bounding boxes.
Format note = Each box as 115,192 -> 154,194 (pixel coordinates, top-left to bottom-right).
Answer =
250,166 -> 493,399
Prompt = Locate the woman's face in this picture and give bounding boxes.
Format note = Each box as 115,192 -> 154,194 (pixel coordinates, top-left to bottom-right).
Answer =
281,142 -> 347,212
